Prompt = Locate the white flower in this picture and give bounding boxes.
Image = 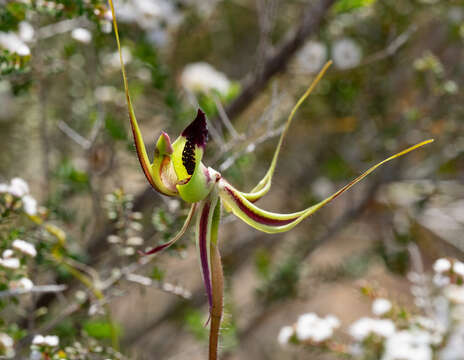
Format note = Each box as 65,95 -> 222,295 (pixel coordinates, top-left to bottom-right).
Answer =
32,334 -> 59,347
180,62 -> 231,95
127,236 -> 144,246
332,38 -> 362,70
382,330 -> 433,360
10,277 -> 34,291
18,22 -> 34,42
0,332 -> 14,358
0,32 -> 30,56
445,285 -> 464,304
71,28 -> 92,44
2,249 -> 14,258
349,317 -> 396,341
9,177 -> 29,197
106,46 -> 132,68
95,86 -> 117,102
0,258 -> 20,269
277,326 -> 294,345
0,183 -> 9,193
12,239 -> 37,257
433,273 -> 450,287
372,298 -> 392,316
43,336 -> 59,347
453,261 -> 464,277
22,195 -> 37,215
107,234 -> 122,244
0,332 -> 13,348
296,41 -> 327,74
295,313 -> 340,343
433,258 -> 451,273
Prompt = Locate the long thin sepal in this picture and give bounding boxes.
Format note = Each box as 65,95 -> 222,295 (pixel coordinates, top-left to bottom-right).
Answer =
241,61 -> 332,202
141,203 -> 197,255
195,193 -> 219,310
108,0 -> 176,196
220,139 -> 434,233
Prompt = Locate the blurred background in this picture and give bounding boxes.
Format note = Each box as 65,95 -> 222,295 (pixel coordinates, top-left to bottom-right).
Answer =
0,0 -> 464,359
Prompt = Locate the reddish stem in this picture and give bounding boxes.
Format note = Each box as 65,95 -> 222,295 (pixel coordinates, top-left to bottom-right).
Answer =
209,244 -> 224,360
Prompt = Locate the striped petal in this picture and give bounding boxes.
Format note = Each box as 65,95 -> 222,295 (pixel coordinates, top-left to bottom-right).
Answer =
220,139 -> 434,233
241,61 -> 332,203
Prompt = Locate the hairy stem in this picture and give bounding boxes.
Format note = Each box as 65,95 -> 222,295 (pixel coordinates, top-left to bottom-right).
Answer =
209,243 -> 224,360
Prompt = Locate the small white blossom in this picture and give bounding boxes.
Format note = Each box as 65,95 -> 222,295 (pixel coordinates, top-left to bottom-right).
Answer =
9,178 -> 29,197
31,335 -> 44,345
22,195 -> 37,215
0,183 -> 9,193
0,32 -> 30,56
433,258 -> 451,273
106,47 -> 132,68
2,249 -> 14,258
332,38 -> 362,70
445,285 -> 464,304
10,277 -> 34,291
277,326 -> 294,345
95,86 -> 117,102
18,22 -> 34,42
453,261 -> 464,276
43,336 -> 59,347
0,332 -> 13,348
71,28 -> 92,44
295,313 -> 340,343
372,298 -> 392,316
349,317 -> 395,341
433,273 -> 450,287
180,62 -> 231,95
127,236 -> 144,246
32,334 -> 59,347
382,330 -> 432,360
12,239 -> 37,257
0,332 -> 14,358
107,234 -> 122,244
0,258 -> 20,269
296,41 -> 327,74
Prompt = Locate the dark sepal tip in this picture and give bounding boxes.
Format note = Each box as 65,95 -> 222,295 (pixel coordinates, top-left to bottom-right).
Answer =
181,109 -> 209,147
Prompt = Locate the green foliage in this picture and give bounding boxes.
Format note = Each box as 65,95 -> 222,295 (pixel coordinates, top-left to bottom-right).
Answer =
83,320 -> 121,340
256,255 -> 302,305
184,309 -> 208,341
334,0 -> 376,13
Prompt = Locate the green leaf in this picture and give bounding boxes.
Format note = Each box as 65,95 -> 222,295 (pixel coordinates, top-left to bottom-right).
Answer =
83,320 -> 121,340
105,115 -> 127,141
334,0 -> 376,13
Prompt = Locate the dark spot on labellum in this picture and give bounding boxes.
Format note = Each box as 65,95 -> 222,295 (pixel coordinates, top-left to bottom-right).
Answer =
181,109 -> 208,147
181,109 -> 209,175
182,139 -> 196,175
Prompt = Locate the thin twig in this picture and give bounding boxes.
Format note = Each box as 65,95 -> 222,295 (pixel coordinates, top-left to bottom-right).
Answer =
0,285 -> 67,298
58,120 -> 92,149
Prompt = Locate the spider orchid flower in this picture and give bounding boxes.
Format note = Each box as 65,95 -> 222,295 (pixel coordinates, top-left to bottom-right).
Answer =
108,2 -> 433,358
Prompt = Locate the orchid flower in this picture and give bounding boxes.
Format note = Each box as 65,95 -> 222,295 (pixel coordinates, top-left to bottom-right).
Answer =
108,2 -> 432,358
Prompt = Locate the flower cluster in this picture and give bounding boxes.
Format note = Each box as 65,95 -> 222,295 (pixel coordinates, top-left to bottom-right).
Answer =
0,177 -> 37,216
296,37 -> 362,73
277,258 -> 464,359
278,312 -> 341,345
104,189 -> 145,257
